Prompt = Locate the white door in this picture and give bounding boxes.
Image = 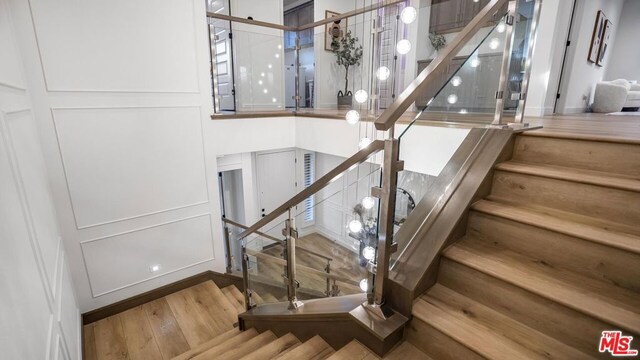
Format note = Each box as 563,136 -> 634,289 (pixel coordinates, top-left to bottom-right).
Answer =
256,150 -> 297,243
210,24 -> 235,111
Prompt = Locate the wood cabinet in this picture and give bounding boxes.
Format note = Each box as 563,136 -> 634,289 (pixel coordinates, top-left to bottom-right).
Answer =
430,0 -> 505,34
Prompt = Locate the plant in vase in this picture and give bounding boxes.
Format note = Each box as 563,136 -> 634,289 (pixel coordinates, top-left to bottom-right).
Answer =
429,32 -> 446,54
331,30 -> 363,110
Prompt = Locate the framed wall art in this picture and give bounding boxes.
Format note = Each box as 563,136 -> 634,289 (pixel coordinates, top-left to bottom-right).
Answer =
587,10 -> 606,63
596,19 -> 612,67
325,10 -> 347,51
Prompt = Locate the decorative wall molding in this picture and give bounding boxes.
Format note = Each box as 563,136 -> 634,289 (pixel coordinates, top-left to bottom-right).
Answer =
50,105 -> 210,229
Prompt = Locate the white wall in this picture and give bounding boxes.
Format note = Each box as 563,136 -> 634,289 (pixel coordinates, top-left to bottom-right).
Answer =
556,0 -> 625,113
10,0 -> 226,312
605,0 -> 640,82
1,0 -> 80,358
525,0 -> 574,116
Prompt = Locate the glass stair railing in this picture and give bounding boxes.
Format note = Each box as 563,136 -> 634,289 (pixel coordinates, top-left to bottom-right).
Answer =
213,0 -> 542,321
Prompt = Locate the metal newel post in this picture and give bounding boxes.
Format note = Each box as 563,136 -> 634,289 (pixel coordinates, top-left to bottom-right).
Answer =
493,0 -> 518,125
366,135 -> 402,319
283,209 -> 303,310
294,36 -> 301,111
223,225 -> 232,274
240,243 -> 254,311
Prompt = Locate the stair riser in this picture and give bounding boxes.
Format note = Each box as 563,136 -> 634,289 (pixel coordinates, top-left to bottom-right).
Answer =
490,170 -> 640,228
438,258 -> 614,358
406,317 -> 485,360
513,136 -> 640,177
468,211 -> 640,292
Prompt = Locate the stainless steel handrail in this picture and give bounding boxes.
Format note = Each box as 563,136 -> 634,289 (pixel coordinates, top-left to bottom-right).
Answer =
222,217 -> 333,262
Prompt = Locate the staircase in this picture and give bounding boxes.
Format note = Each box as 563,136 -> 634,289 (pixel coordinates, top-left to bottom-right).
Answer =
405,132 -> 640,359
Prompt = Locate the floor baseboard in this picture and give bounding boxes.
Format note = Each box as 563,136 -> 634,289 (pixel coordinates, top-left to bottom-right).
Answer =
82,270 -> 243,325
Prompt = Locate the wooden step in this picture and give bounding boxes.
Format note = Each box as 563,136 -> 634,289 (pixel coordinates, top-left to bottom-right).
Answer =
472,199 -> 640,253
412,284 -> 594,359
240,333 -> 301,360
176,328 -> 258,360
327,340 -> 378,360
221,285 -> 246,314
443,238 -> 640,335
273,335 -> 335,360
495,161 -> 640,192
172,328 -> 241,360
467,208 -> 640,292
383,342 -> 432,360
437,256 -> 613,356
261,292 -> 280,303
202,330 -> 278,360
513,135 -> 640,177
490,169 -> 640,228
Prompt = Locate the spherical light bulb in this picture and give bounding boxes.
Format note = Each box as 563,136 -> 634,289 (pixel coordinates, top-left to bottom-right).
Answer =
396,39 -> 412,55
275,53 -> 280,58
362,246 -> 376,261
451,75 -> 462,87
400,6 -> 417,24
261,72 -> 265,77
358,137 -> 372,149
354,90 -> 368,103
345,110 -> 360,125
470,58 -> 481,68
263,89 -> 268,94
362,196 -> 375,210
258,80 -> 263,85
489,38 -> 501,50
496,23 -> 506,33
268,64 -> 273,69
376,66 -> 391,81
349,219 -> 363,233
359,278 -> 368,292
447,94 -> 458,104
277,44 -> 282,49
272,97 -> 277,103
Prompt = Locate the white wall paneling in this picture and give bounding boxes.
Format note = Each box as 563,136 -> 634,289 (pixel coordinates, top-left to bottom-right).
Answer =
1,0 -> 81,355
7,0 -> 226,313
28,0 -> 200,93
81,214 -> 215,297
52,106 -> 210,229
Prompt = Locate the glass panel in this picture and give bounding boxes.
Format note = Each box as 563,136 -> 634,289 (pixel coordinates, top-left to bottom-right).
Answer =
240,218 -> 289,305
286,159 -> 382,299
502,0 -> 538,119
391,127 -> 497,268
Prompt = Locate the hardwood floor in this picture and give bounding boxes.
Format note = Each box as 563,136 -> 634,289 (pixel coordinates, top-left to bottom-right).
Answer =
83,281 -> 241,360
252,233 -> 368,298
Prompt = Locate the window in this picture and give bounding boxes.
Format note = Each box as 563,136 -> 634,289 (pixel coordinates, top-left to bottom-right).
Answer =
302,152 -> 315,222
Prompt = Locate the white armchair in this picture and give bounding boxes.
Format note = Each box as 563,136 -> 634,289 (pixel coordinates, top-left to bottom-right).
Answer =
592,79 -> 640,113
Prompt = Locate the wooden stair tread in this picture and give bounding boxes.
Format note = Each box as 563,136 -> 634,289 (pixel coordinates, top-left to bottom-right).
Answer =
472,199 -> 640,254
495,161 -> 640,192
274,335 -> 335,360
443,238 -> 640,334
413,284 -> 594,360
261,292 -> 280,303
172,328 -> 240,360
221,285 -> 245,314
204,330 -> 277,360
383,342 -> 432,360
179,328 -> 257,360
239,333 -> 301,360
327,340 -> 379,360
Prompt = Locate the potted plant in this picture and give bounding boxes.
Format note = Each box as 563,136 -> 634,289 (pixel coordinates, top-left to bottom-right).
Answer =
429,32 -> 446,54
331,30 -> 363,110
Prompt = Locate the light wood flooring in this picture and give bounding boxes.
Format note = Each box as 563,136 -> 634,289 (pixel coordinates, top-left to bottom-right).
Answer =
252,233 -> 368,298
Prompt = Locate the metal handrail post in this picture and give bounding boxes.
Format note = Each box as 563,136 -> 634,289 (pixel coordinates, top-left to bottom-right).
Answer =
283,210 -> 303,310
